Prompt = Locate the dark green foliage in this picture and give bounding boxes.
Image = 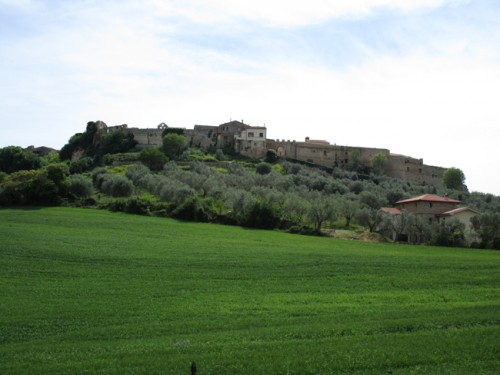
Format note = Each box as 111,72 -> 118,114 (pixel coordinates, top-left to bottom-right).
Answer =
98,130 -> 137,157
162,133 -> 187,159
59,121 -> 100,160
68,174 -> 93,198
45,163 -> 69,195
243,200 -> 281,229
430,219 -> 466,248
349,181 -> 364,194
0,169 -> 58,205
265,149 -> 278,163
347,148 -> 363,172
471,213 -> 500,249
100,175 -> 134,197
386,189 -> 405,206
69,157 -> 94,174
92,167 -> 109,186
0,146 -> 41,174
255,162 -> 272,175
161,127 -> 185,136
139,147 -> 168,171
443,167 -> 466,191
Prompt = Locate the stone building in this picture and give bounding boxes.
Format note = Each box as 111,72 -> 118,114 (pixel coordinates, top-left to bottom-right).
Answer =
381,194 -> 480,244
98,118 -> 447,187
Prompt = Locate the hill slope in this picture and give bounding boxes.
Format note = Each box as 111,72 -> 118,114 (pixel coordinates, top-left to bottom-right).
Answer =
0,207 -> 498,374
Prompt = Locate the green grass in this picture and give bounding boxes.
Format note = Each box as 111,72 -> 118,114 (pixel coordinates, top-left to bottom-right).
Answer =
0,207 -> 499,374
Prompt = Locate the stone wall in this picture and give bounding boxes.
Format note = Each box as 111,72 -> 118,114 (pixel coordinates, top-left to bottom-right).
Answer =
387,154 -> 445,186
266,139 -> 389,170
100,120 -> 447,187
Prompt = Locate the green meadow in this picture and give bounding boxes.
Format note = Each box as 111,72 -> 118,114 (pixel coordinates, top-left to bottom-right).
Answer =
0,207 -> 498,374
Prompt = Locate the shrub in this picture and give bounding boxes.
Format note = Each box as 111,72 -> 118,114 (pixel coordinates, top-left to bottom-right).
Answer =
68,174 -> 93,198
139,148 -> 168,171
256,162 -> 272,175
69,157 -> 94,174
126,163 -> 151,185
100,175 -> 134,197
0,169 -> 58,205
0,146 -> 41,174
265,149 -> 278,164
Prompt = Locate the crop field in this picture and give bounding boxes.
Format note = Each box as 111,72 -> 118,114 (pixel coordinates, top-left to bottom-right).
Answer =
0,207 -> 499,374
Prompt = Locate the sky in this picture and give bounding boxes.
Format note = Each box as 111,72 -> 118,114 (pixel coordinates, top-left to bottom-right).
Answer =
1,0 -> 499,195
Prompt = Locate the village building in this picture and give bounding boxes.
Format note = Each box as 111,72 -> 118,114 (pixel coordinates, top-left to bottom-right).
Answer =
98,118 -> 447,186
381,194 -> 480,244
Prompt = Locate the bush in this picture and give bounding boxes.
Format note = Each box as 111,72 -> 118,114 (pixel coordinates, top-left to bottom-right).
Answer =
68,174 -> 93,198
69,157 -> 94,174
265,149 -> 278,164
139,148 -> 168,171
0,146 -> 41,173
100,175 -> 134,197
256,162 -> 272,175
0,169 -> 58,205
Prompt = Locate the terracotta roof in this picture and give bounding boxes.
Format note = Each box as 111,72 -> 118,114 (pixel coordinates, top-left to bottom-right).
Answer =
438,207 -> 480,216
396,194 -> 461,205
380,207 -> 401,215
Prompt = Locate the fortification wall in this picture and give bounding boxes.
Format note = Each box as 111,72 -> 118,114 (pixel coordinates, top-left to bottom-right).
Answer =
267,140 -> 389,170
126,128 -> 163,148
387,154 -> 445,185
187,125 -> 218,149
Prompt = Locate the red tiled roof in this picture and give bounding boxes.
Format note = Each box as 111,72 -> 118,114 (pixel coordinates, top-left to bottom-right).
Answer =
380,207 -> 401,215
396,194 -> 461,205
438,207 -> 480,216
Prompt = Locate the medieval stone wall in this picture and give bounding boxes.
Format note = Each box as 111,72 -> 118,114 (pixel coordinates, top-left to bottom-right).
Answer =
387,154 -> 445,186
100,120 -> 446,187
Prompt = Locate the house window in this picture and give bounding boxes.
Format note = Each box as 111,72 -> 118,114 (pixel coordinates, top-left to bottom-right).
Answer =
428,218 -> 432,224
407,167 -> 410,171
324,150 -> 327,156
248,132 -> 254,138
419,168 -> 422,173
259,132 -> 264,138
429,202 -> 433,208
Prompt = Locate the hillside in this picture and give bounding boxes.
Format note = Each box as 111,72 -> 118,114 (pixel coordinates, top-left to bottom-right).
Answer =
1,207 -> 498,374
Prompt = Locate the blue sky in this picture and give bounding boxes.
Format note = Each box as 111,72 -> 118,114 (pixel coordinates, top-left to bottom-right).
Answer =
1,0 -> 499,195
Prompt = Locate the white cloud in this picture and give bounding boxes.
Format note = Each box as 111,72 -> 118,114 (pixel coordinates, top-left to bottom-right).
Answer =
148,0 -> 453,26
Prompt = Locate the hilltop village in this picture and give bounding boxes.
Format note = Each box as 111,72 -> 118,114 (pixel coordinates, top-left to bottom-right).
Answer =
100,120 -> 446,186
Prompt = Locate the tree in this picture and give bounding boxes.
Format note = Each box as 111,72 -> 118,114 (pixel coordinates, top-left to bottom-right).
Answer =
307,193 -> 337,233
347,148 -> 363,172
443,167 -> 466,191
162,134 -> 187,159
356,208 -> 383,233
338,198 -> 360,228
68,174 -> 93,198
98,129 -> 137,156
256,162 -> 272,175
139,147 -> 168,171
471,213 -> 500,249
265,149 -> 278,164
0,169 -> 58,205
0,146 -> 41,174
430,219 -> 465,247
371,152 -> 388,175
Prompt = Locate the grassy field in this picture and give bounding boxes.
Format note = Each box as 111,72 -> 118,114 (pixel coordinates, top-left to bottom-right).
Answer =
0,207 -> 498,374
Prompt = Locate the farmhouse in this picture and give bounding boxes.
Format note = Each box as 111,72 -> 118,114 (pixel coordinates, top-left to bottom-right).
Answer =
381,194 -> 480,243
